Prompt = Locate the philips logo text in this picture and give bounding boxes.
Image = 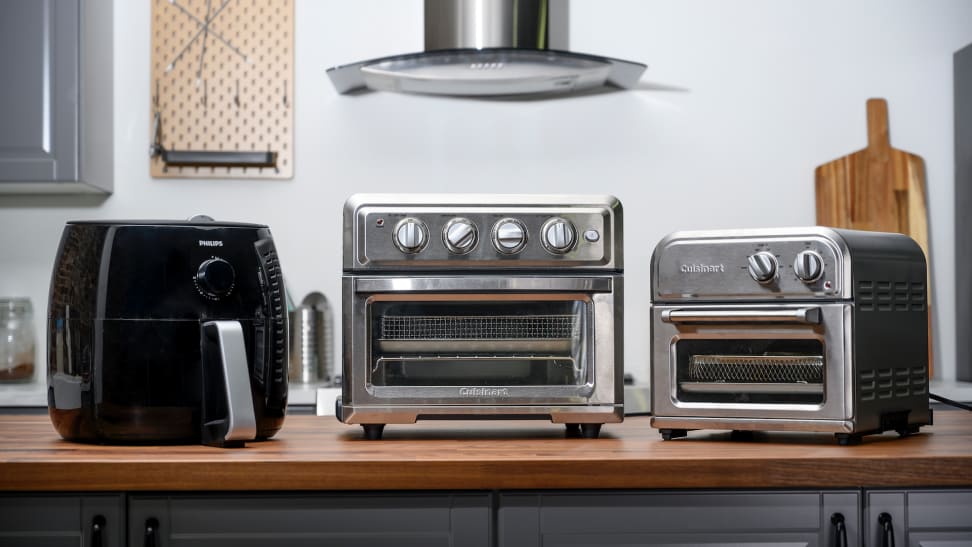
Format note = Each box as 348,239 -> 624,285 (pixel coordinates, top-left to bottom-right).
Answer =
198,240 -> 224,247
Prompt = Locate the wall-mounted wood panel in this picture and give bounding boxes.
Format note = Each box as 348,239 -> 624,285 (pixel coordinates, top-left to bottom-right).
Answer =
150,0 -> 293,179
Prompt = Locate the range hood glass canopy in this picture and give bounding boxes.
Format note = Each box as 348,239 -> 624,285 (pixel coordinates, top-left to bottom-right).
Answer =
327,0 -> 646,97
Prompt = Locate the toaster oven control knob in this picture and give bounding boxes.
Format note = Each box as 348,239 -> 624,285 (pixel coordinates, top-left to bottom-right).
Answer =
492,218 -> 528,254
794,250 -> 825,283
747,251 -> 778,283
393,218 -> 429,254
196,258 -> 236,298
541,217 -> 576,254
443,218 -> 478,254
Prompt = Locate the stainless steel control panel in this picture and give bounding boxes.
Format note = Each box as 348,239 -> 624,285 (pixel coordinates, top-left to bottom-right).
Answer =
344,194 -> 622,270
652,228 -> 850,301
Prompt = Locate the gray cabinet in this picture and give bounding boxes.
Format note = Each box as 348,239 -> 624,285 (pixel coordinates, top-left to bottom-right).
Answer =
0,494 -> 124,547
498,491 -> 860,547
0,0 -> 112,193
127,493 -> 492,547
866,490 -> 972,547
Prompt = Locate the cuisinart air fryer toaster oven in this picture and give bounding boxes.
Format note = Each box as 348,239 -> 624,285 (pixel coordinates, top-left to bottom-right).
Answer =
338,194 -> 623,440
650,227 -> 931,444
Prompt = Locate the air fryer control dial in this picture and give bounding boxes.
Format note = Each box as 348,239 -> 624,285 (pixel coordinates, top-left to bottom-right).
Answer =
393,218 -> 429,254
492,218 -> 527,254
747,251 -> 778,283
793,250 -> 825,283
196,257 -> 236,298
541,217 -> 576,254
443,218 -> 478,254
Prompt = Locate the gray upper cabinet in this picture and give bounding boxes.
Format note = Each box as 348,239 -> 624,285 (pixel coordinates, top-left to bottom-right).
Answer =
0,0 -> 112,193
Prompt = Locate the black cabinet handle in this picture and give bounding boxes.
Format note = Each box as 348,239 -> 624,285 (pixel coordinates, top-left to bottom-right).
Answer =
91,515 -> 106,547
145,518 -> 160,547
830,512 -> 848,547
879,512 -> 896,547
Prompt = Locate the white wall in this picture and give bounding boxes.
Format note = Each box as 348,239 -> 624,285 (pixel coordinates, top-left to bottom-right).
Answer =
2,0 -> 971,395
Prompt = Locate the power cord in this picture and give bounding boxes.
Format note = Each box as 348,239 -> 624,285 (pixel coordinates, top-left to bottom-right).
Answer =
929,393 -> 972,412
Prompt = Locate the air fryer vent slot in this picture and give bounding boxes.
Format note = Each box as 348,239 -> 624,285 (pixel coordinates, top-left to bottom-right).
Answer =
256,239 -> 287,408
857,280 -> 925,312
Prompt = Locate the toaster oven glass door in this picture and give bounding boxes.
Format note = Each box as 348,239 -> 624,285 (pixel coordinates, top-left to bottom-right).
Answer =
366,295 -> 592,394
653,303 -> 850,421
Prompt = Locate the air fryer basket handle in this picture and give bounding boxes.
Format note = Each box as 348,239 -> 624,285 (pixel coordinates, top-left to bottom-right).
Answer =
201,321 -> 257,447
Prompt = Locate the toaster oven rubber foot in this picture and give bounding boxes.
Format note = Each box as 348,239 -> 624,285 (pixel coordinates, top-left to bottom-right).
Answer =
659,428 -> 688,441
580,424 -> 602,439
834,433 -> 862,446
565,423 -> 581,437
362,424 -> 385,440
895,424 -> 922,437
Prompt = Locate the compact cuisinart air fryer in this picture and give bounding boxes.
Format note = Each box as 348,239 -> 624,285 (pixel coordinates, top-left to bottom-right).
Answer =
650,227 -> 931,445
47,217 -> 288,447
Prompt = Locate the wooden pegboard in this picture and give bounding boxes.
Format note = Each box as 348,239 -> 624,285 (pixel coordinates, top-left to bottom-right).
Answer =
150,0 -> 293,179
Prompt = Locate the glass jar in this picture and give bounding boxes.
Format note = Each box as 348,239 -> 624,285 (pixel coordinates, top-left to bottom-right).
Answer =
0,298 -> 35,382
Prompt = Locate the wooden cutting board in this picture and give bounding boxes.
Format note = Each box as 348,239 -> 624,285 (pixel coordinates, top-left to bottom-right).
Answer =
815,98 -> 932,373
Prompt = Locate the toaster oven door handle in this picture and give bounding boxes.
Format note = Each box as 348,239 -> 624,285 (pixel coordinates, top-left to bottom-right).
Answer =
661,308 -> 821,324
354,276 -> 613,293
200,321 -> 258,447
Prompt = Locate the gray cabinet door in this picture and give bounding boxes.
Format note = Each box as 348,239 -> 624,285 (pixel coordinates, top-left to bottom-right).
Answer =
0,494 -> 124,547
128,493 -> 492,547
499,491 -> 859,547
0,0 -> 79,182
866,490 -> 972,547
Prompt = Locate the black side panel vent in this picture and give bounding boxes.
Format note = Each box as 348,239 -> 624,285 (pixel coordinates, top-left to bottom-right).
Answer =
256,238 -> 288,409
860,366 -> 927,401
857,280 -> 925,312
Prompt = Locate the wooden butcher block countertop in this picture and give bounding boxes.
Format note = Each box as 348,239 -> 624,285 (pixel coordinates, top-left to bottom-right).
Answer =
1,413 -> 970,492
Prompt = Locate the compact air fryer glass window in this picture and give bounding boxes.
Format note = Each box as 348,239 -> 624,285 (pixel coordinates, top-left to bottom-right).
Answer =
368,297 -> 591,387
675,339 -> 825,405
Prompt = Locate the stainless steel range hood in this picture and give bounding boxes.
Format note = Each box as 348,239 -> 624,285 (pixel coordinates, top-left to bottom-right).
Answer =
326,0 -> 646,97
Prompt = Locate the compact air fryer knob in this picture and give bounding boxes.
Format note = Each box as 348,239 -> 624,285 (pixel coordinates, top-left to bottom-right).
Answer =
393,218 -> 429,254
747,251 -> 778,283
492,218 -> 528,254
196,258 -> 236,298
541,217 -> 576,254
794,250 -> 825,283
443,218 -> 478,254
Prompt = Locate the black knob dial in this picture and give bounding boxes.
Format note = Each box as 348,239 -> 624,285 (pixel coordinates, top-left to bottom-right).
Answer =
196,258 -> 236,298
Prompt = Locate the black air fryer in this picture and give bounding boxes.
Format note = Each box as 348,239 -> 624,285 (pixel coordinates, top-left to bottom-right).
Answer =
47,217 -> 288,447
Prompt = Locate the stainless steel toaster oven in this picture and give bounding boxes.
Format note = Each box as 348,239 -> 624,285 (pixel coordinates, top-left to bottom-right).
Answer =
650,227 -> 931,444
337,194 -> 623,439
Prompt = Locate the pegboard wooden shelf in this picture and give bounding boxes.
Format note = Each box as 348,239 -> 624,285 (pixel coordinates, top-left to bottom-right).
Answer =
150,0 -> 293,179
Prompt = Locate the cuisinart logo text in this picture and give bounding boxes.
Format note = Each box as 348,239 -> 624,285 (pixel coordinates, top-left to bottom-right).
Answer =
459,387 -> 510,397
198,240 -> 224,247
680,263 -> 726,273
